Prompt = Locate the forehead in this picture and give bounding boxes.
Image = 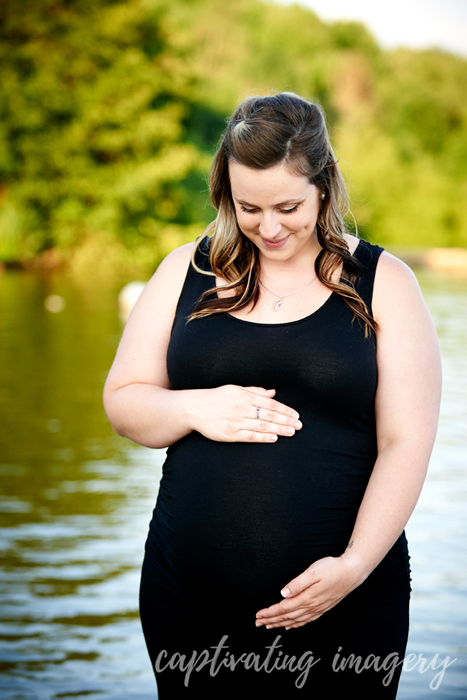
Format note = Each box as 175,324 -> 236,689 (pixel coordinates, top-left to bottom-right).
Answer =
228,161 -> 313,202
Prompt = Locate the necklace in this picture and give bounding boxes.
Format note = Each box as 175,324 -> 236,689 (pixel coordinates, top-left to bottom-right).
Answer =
259,275 -> 317,311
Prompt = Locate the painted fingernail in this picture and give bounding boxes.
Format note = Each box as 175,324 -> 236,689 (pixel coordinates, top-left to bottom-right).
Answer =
286,427 -> 295,435
270,434 -> 278,442
255,621 -> 263,627
281,587 -> 290,597
266,625 -> 273,630
294,421 -> 302,429
292,411 -> 300,419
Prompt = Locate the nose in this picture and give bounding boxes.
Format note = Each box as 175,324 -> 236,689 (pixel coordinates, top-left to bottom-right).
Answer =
259,212 -> 282,239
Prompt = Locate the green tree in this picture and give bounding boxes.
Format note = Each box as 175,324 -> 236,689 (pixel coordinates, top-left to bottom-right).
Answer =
0,0 -> 213,271
1,0 -> 466,270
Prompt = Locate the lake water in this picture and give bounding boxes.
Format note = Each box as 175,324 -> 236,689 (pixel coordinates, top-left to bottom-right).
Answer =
0,264 -> 466,699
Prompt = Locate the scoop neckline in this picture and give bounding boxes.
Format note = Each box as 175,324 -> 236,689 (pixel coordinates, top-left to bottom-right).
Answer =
223,238 -> 364,328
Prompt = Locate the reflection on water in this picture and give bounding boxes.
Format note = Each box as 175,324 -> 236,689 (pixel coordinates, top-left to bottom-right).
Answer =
0,271 -> 161,699
0,266 -> 466,699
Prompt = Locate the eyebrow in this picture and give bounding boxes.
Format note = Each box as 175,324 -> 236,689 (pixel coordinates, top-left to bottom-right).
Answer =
234,197 -> 305,207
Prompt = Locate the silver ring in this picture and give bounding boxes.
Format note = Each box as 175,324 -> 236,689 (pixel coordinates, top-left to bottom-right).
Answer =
255,407 -> 261,420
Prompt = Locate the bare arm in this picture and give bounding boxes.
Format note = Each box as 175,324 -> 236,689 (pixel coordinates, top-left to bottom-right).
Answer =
340,252 -> 441,578
103,243 -> 196,448
103,242 -> 302,449
256,252 -> 442,629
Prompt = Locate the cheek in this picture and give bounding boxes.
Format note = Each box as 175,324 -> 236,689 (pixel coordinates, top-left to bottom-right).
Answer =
297,208 -> 319,231
286,214 -> 311,232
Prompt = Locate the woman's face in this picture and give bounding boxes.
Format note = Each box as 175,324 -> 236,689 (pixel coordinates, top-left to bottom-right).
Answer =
229,160 -> 322,262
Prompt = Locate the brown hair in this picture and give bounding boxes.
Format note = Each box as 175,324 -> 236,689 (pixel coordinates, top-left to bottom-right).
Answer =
189,92 -> 376,334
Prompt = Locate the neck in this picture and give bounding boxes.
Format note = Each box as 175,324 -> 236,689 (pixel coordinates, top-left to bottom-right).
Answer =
259,234 -> 321,289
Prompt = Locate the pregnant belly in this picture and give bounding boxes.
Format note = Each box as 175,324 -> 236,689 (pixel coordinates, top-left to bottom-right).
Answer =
148,432 -> 375,608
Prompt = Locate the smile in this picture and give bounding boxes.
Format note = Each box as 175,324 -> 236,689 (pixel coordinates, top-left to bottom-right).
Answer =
261,235 -> 290,249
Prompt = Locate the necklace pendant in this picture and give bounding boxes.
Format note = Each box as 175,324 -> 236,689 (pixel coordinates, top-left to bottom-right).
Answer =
273,296 -> 283,311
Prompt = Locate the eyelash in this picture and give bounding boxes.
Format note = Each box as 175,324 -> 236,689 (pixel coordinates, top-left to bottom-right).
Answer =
240,204 -> 300,215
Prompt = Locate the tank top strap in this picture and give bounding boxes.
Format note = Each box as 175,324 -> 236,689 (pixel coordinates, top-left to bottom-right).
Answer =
193,234 -> 213,273
172,235 -> 213,325
353,238 -> 384,315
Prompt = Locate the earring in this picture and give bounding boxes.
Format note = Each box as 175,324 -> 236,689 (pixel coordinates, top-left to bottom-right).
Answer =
321,192 -> 326,199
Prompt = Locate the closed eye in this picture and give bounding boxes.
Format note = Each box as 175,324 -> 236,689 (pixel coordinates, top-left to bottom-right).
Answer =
240,204 -> 300,214
279,204 -> 300,214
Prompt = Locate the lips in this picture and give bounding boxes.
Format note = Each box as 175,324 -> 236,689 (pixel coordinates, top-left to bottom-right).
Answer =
261,235 -> 290,249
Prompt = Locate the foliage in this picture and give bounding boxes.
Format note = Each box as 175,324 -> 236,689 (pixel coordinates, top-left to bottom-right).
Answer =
0,0 -> 466,272
0,0 -> 216,269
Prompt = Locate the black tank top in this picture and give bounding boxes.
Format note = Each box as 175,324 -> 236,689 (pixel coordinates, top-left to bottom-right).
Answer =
168,235 -> 382,453
150,236 -> 407,612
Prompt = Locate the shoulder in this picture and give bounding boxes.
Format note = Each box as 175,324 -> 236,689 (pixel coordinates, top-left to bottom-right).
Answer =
126,241 -> 195,325
372,250 -> 428,329
142,241 -> 195,297
374,250 -> 420,297
152,241 -> 195,280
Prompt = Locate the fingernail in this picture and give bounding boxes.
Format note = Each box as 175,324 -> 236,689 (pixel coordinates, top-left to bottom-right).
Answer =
266,625 -> 273,630
281,587 -> 290,597
294,421 -> 302,429
270,434 -> 277,442
292,411 -> 300,419
255,621 -> 263,627
286,427 -> 295,435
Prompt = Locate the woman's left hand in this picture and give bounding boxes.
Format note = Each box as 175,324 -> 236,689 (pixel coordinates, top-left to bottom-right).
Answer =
255,554 -> 368,630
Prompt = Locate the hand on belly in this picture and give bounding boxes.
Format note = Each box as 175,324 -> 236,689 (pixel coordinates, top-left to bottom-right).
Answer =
188,384 -> 302,443
254,555 -> 368,630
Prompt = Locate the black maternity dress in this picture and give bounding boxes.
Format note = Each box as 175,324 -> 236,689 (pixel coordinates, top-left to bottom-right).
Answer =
139,236 -> 412,699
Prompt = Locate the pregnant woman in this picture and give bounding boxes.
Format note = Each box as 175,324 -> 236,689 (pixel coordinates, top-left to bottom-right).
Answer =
103,92 -> 441,698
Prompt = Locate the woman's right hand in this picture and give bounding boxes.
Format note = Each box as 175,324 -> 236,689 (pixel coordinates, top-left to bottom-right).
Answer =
186,385 -> 302,443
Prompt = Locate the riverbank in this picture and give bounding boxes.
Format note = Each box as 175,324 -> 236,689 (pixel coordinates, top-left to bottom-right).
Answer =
389,247 -> 467,274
